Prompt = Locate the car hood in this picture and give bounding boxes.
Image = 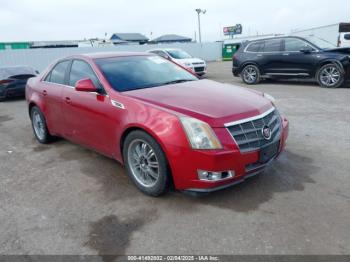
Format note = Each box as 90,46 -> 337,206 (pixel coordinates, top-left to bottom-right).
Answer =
123,79 -> 273,127
173,57 -> 206,65
324,47 -> 350,54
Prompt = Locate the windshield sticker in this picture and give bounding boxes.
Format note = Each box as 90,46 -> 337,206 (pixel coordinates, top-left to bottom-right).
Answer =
148,56 -> 166,64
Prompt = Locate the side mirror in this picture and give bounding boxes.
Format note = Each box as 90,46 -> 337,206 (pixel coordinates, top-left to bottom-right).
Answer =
300,48 -> 313,54
75,78 -> 98,92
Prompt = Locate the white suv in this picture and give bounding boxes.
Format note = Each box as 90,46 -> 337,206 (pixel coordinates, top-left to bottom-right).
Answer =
148,48 -> 207,76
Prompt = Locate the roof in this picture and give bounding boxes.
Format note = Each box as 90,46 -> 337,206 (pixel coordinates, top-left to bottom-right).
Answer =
74,52 -> 153,59
0,66 -> 37,79
110,33 -> 149,41
152,34 -> 192,42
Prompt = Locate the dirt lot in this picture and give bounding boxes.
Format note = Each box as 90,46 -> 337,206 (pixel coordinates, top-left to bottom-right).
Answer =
0,61 -> 349,256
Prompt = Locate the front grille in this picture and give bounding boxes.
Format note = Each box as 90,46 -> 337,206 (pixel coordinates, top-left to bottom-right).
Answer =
194,67 -> 205,72
226,109 -> 282,153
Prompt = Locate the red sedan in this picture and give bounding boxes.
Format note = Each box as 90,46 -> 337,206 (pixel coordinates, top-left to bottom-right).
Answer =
26,52 -> 289,196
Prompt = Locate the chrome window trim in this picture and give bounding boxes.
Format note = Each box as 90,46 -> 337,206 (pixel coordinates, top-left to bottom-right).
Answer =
224,107 -> 275,127
41,81 -> 109,97
244,38 -> 320,54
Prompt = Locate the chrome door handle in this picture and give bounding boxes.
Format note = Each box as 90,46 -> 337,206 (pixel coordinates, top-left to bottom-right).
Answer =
283,53 -> 290,56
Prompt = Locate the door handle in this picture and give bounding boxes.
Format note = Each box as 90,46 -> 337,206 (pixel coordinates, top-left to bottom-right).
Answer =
257,54 -> 263,57
283,53 -> 290,56
42,90 -> 47,96
65,97 -> 71,104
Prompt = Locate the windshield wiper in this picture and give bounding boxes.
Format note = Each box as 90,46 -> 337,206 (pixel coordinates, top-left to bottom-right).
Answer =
162,79 -> 195,85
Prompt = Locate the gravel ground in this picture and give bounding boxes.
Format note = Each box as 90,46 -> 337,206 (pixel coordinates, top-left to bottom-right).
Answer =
0,61 -> 349,257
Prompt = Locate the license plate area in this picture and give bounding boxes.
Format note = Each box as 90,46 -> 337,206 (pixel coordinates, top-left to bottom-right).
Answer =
259,140 -> 280,163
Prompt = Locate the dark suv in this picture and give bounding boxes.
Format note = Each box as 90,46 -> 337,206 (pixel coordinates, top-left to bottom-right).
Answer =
232,36 -> 350,88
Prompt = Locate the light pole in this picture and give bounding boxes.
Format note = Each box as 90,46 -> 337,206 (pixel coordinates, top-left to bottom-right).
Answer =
195,8 -> 206,44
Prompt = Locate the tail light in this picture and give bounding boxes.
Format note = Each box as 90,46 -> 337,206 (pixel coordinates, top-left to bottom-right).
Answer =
0,79 -> 14,85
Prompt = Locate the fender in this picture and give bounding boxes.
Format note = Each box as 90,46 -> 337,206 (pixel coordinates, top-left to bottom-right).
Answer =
240,61 -> 264,75
316,59 -> 345,76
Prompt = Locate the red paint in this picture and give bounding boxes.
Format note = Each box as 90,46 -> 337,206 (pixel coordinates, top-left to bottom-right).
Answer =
26,53 -> 288,191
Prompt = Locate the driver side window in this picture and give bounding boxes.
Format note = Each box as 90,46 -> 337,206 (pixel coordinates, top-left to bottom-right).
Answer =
69,60 -> 101,88
284,38 -> 314,52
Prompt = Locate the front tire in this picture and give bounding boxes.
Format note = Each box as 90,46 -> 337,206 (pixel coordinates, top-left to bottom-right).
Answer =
30,106 -> 53,144
317,63 -> 344,88
241,64 -> 261,85
123,130 -> 170,197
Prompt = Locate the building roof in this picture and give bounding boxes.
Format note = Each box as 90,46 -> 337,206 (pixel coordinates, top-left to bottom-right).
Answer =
31,40 -> 78,48
110,33 -> 149,41
152,34 -> 192,42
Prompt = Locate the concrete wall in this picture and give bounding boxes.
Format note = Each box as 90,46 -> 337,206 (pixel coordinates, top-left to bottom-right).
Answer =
0,42 -> 222,71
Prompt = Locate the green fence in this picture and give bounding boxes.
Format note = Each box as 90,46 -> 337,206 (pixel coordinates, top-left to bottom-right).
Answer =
0,42 -> 30,50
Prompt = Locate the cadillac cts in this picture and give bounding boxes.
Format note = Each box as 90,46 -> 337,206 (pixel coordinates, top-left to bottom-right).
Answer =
26,52 -> 289,196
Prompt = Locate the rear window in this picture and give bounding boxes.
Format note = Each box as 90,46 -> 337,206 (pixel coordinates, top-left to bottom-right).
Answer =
246,41 -> 264,52
47,61 -> 70,85
263,39 -> 282,52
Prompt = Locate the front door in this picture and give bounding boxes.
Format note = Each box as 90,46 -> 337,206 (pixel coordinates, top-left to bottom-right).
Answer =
279,38 -> 320,76
61,59 -> 117,156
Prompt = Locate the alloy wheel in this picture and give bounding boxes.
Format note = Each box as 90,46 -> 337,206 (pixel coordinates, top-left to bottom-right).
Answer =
320,65 -> 341,87
127,139 -> 160,188
243,66 -> 257,84
32,110 -> 45,140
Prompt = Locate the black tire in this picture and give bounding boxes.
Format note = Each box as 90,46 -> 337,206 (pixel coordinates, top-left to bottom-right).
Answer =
30,106 -> 53,144
123,130 -> 170,197
241,64 -> 261,85
316,63 -> 344,88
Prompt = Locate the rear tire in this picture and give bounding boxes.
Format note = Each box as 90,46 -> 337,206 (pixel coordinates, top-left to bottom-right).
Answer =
316,63 -> 344,88
123,130 -> 170,197
30,106 -> 53,144
241,64 -> 261,85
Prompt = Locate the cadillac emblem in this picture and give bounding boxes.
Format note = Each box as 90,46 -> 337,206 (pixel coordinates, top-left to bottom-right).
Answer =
262,126 -> 272,140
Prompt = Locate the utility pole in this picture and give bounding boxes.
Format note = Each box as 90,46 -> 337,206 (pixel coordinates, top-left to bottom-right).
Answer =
195,8 -> 206,44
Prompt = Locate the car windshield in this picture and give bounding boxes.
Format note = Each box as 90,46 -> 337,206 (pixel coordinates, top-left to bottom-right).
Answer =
95,55 -> 198,92
303,36 -> 336,50
166,49 -> 192,59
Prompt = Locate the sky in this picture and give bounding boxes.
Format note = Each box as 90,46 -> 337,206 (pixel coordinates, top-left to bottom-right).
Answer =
0,0 -> 349,42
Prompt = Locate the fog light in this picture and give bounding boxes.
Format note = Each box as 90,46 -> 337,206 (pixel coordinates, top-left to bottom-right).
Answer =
197,170 -> 235,181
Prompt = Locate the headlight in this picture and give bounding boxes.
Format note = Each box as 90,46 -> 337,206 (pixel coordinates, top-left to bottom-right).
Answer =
263,93 -> 276,103
180,117 -> 223,149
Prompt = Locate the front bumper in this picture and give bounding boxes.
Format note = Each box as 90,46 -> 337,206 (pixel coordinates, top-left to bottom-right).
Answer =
166,116 -> 289,192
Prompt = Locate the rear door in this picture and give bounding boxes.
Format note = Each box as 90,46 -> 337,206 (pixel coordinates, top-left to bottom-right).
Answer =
61,59 -> 116,156
258,38 -> 284,74
41,60 -> 70,135
279,38 -> 319,76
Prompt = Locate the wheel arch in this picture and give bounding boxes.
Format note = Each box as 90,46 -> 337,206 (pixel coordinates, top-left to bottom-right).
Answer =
119,124 -> 175,187
239,61 -> 263,75
120,124 -> 169,164
28,101 -> 37,118
316,59 -> 345,77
